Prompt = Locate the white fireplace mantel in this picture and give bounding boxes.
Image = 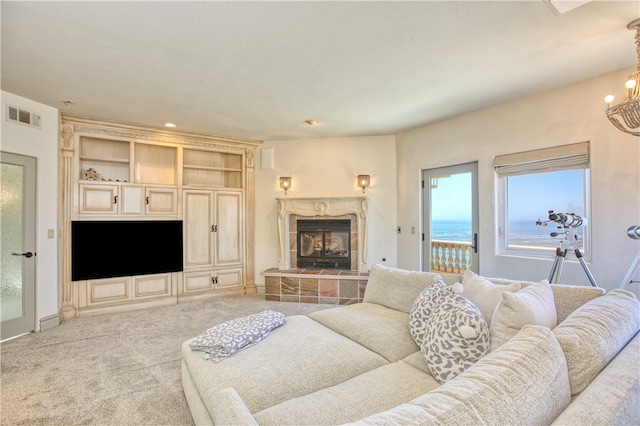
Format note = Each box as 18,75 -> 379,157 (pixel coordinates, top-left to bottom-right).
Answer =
276,197 -> 368,272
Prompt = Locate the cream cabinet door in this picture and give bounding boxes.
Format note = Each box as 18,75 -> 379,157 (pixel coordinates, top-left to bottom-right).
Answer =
183,270 -> 215,293
145,186 -> 177,215
79,183 -> 118,214
120,185 -> 144,215
183,190 -> 214,269
215,267 -> 243,289
214,191 -> 243,267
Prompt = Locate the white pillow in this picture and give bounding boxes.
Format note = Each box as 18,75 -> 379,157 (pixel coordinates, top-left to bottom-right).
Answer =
490,280 -> 557,350
461,270 -> 521,327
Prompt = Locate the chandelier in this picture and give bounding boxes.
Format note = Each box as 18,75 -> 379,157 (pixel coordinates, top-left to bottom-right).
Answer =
605,18 -> 640,137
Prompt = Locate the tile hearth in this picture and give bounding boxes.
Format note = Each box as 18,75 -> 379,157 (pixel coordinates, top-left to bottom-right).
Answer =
262,268 -> 369,304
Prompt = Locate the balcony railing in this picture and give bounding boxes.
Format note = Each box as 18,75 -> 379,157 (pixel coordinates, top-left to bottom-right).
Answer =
431,240 -> 472,273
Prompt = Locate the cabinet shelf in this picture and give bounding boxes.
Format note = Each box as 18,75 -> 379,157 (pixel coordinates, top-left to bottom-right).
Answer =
79,156 -> 129,164
183,165 -> 243,172
183,148 -> 243,188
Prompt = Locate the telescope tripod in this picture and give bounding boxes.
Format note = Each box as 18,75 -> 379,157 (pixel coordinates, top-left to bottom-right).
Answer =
548,230 -> 599,287
619,251 -> 640,289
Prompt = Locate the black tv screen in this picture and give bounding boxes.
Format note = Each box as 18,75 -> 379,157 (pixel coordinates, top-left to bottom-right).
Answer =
71,220 -> 183,281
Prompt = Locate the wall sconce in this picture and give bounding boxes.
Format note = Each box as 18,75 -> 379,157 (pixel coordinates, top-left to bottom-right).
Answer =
279,176 -> 292,194
357,175 -> 370,193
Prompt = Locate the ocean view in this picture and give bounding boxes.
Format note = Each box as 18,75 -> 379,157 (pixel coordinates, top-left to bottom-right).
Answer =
431,219 -> 585,250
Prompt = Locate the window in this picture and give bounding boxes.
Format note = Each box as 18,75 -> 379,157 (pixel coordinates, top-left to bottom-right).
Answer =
495,142 -> 590,258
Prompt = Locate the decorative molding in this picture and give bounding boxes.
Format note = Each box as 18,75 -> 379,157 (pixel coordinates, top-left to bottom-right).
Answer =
60,124 -> 74,150
245,148 -> 254,168
276,197 -> 368,272
61,115 -> 261,151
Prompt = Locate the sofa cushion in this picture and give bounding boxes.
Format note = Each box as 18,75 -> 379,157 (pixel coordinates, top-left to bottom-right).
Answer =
460,270 -> 521,326
253,361 -> 441,425
551,332 -> 640,426
490,279 -> 557,350
309,302 -> 418,362
410,280 -> 489,383
181,315 -> 388,415
351,326 -> 571,426
552,289 -> 640,396
549,284 -> 605,323
211,388 -> 258,426
362,264 -> 442,313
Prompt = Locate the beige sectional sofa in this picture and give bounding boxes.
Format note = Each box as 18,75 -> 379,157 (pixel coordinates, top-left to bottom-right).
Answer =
181,264 -> 640,425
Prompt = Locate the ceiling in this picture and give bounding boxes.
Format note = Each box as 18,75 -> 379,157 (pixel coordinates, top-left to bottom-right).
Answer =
2,1 -> 638,142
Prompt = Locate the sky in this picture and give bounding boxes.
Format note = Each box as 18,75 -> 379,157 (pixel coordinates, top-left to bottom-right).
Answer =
430,172 -> 471,221
429,169 -> 585,222
507,170 -> 585,222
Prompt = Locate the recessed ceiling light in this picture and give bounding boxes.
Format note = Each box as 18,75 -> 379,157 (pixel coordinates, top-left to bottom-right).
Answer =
164,122 -> 177,128
304,119 -> 319,126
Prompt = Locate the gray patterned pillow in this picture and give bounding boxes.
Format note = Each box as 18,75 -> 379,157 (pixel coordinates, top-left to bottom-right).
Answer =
410,280 -> 490,383
409,275 -> 448,346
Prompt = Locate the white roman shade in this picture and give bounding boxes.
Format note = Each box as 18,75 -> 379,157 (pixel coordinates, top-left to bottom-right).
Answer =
494,142 -> 590,177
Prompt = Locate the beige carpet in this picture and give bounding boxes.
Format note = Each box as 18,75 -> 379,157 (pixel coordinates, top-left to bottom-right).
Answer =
0,295 -> 335,425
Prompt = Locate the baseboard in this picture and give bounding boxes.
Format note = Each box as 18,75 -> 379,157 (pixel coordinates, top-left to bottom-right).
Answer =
39,311 -> 60,332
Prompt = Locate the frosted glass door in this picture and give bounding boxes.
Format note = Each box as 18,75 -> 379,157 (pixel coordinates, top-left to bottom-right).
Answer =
1,152 -> 36,340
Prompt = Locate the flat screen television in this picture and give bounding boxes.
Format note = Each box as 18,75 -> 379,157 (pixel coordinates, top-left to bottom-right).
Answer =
71,220 -> 183,281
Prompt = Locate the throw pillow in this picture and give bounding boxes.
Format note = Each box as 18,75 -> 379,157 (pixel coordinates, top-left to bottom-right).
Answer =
412,280 -> 490,384
409,277 -> 448,347
490,280 -> 557,350
461,270 -> 521,327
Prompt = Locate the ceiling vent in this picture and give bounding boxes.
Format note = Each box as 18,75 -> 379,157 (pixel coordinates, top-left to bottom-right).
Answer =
6,105 -> 41,129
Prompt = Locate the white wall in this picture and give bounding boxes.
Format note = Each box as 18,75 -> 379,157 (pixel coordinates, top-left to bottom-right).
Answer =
254,135 -> 397,291
396,68 -> 640,295
1,91 -> 60,328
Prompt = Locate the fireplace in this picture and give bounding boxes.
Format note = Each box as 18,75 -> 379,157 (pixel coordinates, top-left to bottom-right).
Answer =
276,197 -> 369,273
297,219 -> 351,269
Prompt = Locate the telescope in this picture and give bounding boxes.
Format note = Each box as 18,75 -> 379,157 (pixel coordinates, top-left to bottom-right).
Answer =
536,210 -> 587,228
537,209 -> 598,287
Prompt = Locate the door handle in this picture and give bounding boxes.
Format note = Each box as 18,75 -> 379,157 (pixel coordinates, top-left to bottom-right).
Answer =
471,233 -> 478,253
12,251 -> 35,258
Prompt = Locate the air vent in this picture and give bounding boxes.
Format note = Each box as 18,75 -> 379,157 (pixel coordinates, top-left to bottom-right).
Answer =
7,105 -> 41,129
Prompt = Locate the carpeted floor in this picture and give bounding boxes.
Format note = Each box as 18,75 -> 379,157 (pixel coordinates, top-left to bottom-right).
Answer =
0,295 -> 335,425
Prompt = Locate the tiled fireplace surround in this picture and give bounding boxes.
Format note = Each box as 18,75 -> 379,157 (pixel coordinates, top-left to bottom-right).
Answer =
263,197 -> 370,304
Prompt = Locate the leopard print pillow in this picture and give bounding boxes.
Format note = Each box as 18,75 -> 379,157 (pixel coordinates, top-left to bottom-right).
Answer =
410,280 -> 490,383
409,275 -> 447,347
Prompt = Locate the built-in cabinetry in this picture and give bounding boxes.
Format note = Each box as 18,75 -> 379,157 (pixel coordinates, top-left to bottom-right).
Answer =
78,183 -> 178,215
59,116 -> 260,319
182,189 -> 244,294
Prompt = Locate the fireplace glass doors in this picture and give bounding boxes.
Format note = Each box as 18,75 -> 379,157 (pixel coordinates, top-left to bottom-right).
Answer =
297,219 -> 351,269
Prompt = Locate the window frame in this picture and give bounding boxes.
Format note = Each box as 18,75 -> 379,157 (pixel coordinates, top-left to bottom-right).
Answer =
494,142 -> 591,261
497,168 -> 591,260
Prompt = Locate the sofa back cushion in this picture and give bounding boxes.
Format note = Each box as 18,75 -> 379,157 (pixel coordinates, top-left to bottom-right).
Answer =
552,289 -> 640,396
549,284 -> 605,323
352,326 -> 571,426
363,264 -> 442,313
